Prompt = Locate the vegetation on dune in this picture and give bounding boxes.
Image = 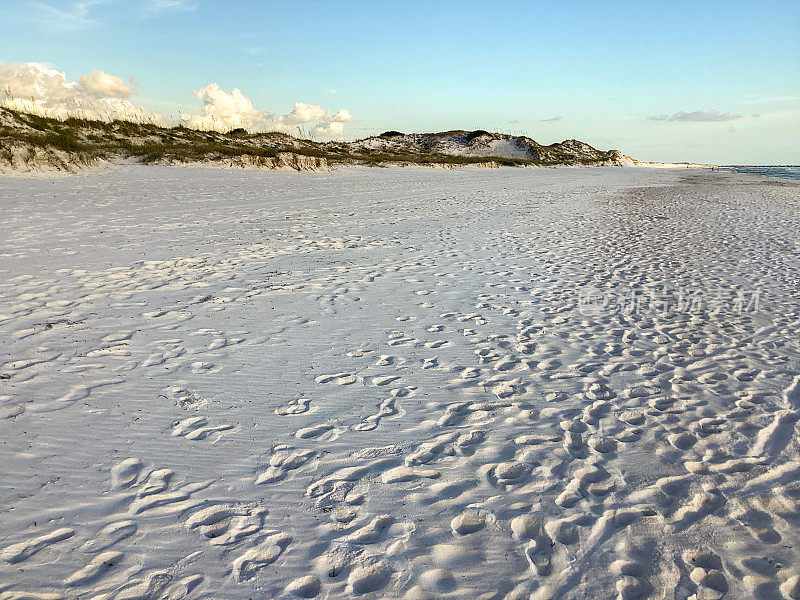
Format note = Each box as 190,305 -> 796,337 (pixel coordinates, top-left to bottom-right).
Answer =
464,129 -> 491,142
0,107 -> 628,171
0,108 -> 320,165
346,151 -> 531,167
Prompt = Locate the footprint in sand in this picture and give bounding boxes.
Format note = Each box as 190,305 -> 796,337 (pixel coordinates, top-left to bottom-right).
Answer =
276,397 -> 312,415
1,527 -> 76,564
255,446 -> 316,484
172,415 -> 234,441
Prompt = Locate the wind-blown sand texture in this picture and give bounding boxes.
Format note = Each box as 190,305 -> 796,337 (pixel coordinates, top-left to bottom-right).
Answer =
1,166 -> 799,600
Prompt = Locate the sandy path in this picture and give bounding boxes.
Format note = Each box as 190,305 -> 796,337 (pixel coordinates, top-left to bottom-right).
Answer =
1,166 -> 799,599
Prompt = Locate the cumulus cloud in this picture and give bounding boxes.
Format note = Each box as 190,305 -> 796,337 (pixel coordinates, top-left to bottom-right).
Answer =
79,70 -> 133,98
329,109 -> 354,123
648,109 -> 743,122
311,108 -> 355,136
285,102 -> 328,123
279,101 -> 327,126
180,85 -> 354,137
0,61 -> 162,123
1,61 -> 354,138
314,121 -> 345,137
180,83 -> 275,131
540,115 -> 562,122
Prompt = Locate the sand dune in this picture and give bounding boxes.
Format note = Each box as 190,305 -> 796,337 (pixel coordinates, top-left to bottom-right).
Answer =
1,166 -> 799,599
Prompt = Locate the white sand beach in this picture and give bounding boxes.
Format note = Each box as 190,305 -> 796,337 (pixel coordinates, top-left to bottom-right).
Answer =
1,166 -> 799,599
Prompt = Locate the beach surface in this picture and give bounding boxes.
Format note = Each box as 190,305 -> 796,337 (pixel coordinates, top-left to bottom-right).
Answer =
1,166 -> 799,599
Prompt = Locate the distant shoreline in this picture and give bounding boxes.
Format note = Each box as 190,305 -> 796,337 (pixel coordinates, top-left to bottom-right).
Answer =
719,165 -> 800,182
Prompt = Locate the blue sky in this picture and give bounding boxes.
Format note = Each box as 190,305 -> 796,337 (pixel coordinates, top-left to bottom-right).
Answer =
1,0 -> 798,163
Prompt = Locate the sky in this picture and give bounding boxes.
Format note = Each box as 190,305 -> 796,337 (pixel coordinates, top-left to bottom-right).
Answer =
0,0 -> 798,164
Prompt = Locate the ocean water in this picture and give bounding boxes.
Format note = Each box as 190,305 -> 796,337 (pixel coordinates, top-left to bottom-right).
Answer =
723,166 -> 800,181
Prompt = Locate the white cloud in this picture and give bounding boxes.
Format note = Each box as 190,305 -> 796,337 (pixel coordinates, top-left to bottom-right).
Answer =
144,0 -> 199,13
32,0 -> 198,30
311,108 -> 354,138
282,102 -> 328,125
540,115 -> 562,122
0,62 -> 161,123
180,85 -> 354,137
1,62 -> 353,138
79,71 -> 133,98
671,109 -> 742,122
33,1 -> 102,31
314,121 -> 345,137
328,108 -> 354,123
649,109 -> 743,122
180,83 -> 275,131
280,104 -> 355,137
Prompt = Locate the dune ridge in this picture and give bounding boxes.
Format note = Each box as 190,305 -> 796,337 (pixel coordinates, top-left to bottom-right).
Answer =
0,107 -> 638,175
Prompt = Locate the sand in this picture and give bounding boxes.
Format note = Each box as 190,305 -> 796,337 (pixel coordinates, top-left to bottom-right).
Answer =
1,165 -> 799,600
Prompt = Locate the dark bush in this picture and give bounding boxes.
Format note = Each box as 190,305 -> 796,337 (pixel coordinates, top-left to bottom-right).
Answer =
465,130 -> 490,142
